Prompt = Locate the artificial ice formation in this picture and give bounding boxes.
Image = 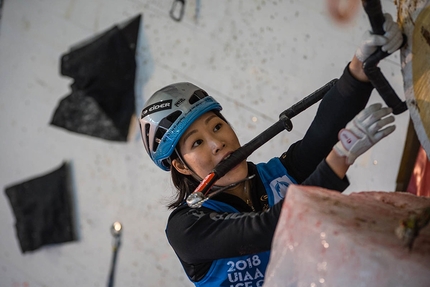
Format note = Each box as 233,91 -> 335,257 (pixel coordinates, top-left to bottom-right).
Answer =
264,185 -> 430,287
399,0 -> 430,158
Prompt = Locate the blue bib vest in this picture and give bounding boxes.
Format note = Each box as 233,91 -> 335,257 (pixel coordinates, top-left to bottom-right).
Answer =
192,158 -> 297,287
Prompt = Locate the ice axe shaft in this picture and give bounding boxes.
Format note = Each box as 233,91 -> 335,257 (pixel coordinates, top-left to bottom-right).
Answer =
361,0 -> 407,115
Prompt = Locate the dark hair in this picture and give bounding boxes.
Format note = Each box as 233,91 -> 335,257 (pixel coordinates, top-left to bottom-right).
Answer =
166,110 -> 229,209
167,167 -> 199,209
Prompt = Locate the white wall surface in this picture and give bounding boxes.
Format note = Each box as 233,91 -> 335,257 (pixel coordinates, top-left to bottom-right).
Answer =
0,0 -> 410,286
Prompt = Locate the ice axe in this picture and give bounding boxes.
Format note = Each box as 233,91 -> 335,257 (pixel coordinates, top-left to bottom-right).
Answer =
186,79 -> 338,207
361,0 -> 408,115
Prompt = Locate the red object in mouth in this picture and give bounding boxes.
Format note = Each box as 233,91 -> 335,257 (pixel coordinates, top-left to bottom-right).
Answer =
194,172 -> 217,195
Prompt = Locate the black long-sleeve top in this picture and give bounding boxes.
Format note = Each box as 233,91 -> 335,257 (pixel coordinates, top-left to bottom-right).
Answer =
166,64 -> 374,282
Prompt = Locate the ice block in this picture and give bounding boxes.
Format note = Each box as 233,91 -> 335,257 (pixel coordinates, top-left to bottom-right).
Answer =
264,185 -> 430,287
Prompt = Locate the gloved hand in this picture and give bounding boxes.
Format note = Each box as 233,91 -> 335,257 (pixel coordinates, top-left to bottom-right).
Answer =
334,103 -> 396,165
355,13 -> 404,62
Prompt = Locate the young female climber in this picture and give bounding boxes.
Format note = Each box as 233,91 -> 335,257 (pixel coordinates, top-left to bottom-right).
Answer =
139,13 -> 403,287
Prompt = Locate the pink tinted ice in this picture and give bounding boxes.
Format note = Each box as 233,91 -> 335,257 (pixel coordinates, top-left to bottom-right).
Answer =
264,185 -> 430,287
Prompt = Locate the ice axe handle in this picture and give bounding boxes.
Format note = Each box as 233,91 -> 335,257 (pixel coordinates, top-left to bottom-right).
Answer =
361,0 -> 407,115
362,0 -> 385,35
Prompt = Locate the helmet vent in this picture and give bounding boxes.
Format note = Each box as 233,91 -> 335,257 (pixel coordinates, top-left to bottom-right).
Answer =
153,126 -> 166,152
189,89 -> 209,104
152,110 -> 182,152
144,123 -> 150,143
160,110 -> 182,130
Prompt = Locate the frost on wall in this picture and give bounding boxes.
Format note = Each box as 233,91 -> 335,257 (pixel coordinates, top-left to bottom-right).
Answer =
50,14 -> 142,142
4,162 -> 77,253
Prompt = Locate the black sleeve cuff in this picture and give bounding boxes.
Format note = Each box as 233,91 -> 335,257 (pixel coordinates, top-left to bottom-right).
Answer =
301,159 -> 349,192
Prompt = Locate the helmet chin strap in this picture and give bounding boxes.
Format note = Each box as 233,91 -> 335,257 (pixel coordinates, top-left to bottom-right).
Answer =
174,148 -> 203,181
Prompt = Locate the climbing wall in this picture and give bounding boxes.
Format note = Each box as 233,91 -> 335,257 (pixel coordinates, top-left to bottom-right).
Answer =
0,1 -> 409,286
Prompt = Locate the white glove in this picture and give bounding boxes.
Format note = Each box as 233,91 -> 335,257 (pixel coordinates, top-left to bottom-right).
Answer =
355,13 -> 403,62
334,103 -> 396,165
